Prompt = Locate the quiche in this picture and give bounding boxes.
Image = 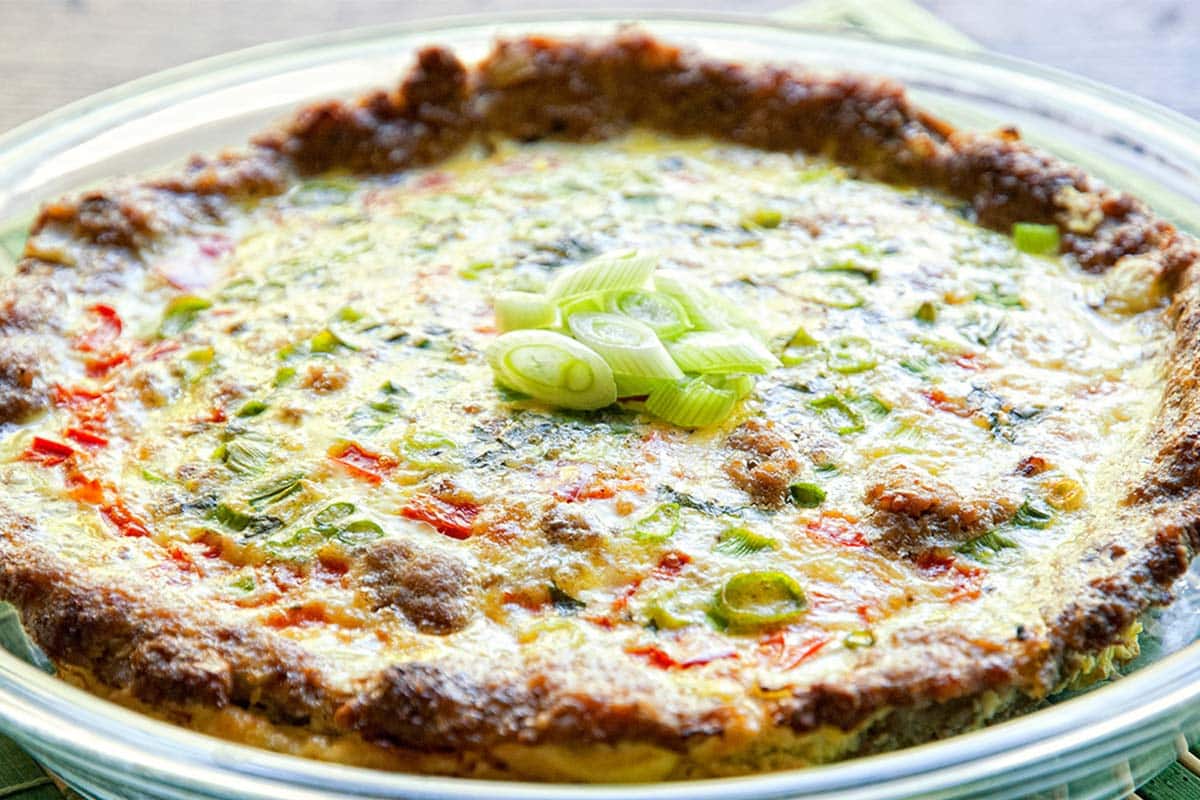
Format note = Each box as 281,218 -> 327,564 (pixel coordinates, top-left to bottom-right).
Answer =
1,33 -> 1198,783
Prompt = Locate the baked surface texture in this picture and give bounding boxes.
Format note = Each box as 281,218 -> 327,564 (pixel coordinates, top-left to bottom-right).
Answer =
1,33 -> 1198,782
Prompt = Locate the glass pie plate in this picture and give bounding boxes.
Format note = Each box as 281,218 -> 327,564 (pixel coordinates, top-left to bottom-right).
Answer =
2,11 -> 1200,800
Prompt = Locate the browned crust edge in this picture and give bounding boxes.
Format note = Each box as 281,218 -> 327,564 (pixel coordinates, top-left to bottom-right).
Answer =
2,31 -> 1200,774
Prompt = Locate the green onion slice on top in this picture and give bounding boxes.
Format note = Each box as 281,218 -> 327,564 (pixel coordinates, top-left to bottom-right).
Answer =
494,291 -> 558,332
605,289 -> 693,339
645,376 -> 738,429
710,571 -> 808,633
667,330 -> 782,375
614,373 -> 675,398
653,271 -> 763,337
487,330 -> 617,411
548,251 -> 657,300
567,312 -> 683,381
1012,222 -> 1061,256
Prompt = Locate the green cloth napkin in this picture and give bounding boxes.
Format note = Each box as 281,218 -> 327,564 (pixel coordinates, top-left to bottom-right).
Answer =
0,2 -> 1195,798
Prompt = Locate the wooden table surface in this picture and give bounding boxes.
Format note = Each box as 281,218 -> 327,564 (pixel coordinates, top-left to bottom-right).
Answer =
0,0 -> 1196,135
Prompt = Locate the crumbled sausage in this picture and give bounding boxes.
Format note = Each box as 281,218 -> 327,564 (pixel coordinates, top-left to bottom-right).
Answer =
865,463 -> 1015,554
358,539 -> 477,634
723,419 -> 800,508
540,505 -> 601,548
0,340 -> 48,423
301,364 -> 349,394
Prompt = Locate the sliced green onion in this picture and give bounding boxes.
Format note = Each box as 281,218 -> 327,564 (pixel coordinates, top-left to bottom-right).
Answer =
743,208 -> 783,229
825,336 -> 877,375
632,502 -> 681,543
236,399 -> 269,418
335,306 -> 365,323
781,327 -> 820,365
548,251 -> 657,300
487,330 -> 617,411
310,328 -> 356,354
313,502 -> 356,533
844,629 -> 875,649
247,472 -> 305,509
1013,497 -> 1054,529
803,279 -> 865,310
816,260 -> 879,284
957,530 -> 1019,562
788,482 -> 826,508
159,295 -> 213,337
1012,222 -> 1060,256
606,289 -> 692,339
711,374 -> 755,400
398,430 -> 461,471
273,366 -> 297,387
653,272 -> 762,336
567,313 -> 683,380
914,301 -> 938,324
212,503 -> 256,532
265,526 -> 325,560
714,526 -> 777,556
218,437 -> 270,476
710,571 -> 808,633
645,377 -> 737,429
667,331 -> 781,375
809,394 -> 865,435
644,593 -> 698,629
495,291 -> 557,332
556,293 -> 606,319
614,374 -> 675,398
336,519 -> 384,545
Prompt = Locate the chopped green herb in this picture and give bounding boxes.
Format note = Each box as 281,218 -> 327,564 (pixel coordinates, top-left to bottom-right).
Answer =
549,582 -> 586,614
335,306 -> 365,323
789,482 -> 826,508
229,574 -> 256,593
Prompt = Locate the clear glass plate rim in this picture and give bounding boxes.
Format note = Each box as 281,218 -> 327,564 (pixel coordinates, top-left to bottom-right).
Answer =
0,10 -> 1198,799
